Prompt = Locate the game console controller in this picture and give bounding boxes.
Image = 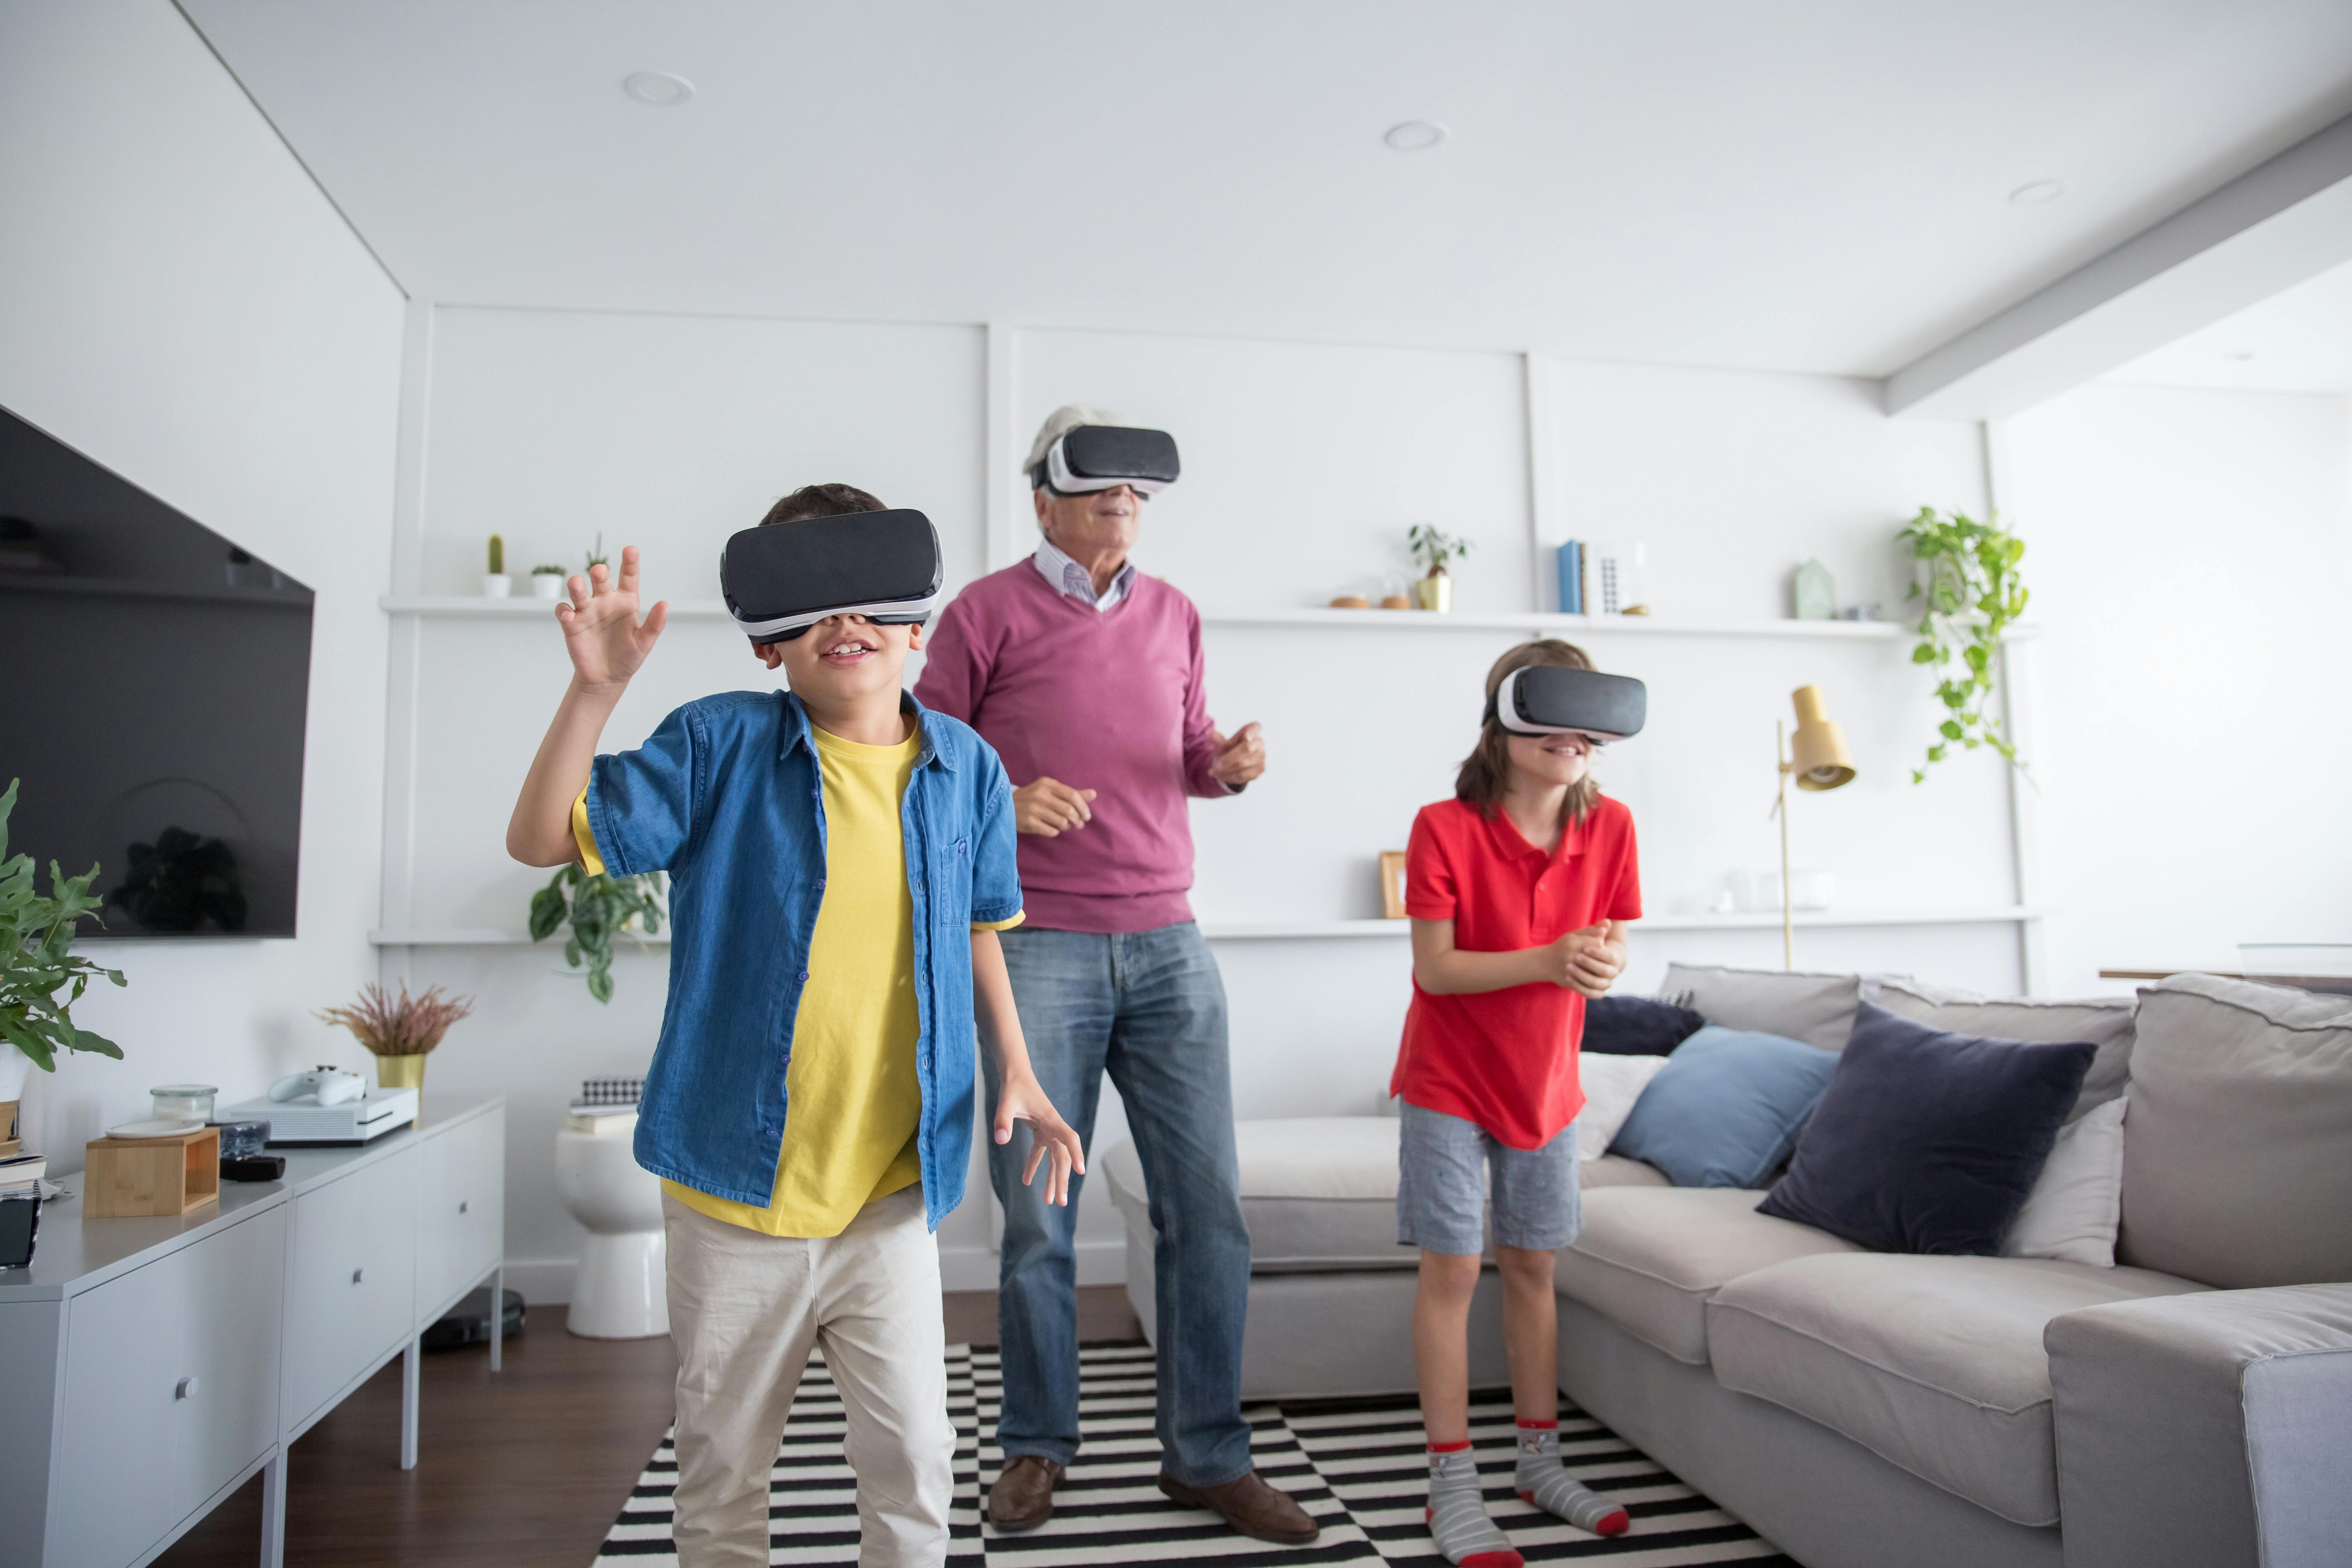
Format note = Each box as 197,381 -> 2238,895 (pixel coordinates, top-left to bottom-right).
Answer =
269,1066 -> 368,1107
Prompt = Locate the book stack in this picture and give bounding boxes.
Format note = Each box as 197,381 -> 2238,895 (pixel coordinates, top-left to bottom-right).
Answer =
1556,541 -> 1587,614
0,1152 -> 45,1194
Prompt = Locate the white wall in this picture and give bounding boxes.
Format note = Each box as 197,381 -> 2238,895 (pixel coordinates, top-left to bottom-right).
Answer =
2006,381 -> 2352,995
0,1 -> 407,1166
393,312 -> 2025,1294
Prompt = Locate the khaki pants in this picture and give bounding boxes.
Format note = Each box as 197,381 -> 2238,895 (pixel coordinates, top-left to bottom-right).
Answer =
663,1185 -> 954,1567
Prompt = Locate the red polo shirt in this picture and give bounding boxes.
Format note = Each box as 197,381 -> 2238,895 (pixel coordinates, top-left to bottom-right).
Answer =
1390,795 -> 1642,1149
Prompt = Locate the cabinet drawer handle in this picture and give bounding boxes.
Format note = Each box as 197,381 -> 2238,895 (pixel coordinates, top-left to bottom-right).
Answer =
458,1200 -> 469,1214
351,1267 -> 364,1285
174,1377 -> 198,1401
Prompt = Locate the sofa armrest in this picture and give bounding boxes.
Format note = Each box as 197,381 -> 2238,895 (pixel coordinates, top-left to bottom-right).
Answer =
2045,1283 -> 2352,1568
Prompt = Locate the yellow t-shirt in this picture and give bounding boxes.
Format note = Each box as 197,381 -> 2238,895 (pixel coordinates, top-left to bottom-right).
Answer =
570,723 -> 1019,1238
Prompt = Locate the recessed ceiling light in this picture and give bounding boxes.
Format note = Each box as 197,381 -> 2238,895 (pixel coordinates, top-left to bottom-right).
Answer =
2007,179 -> 2065,207
2222,349 -> 2256,362
1384,120 -> 1448,152
623,71 -> 694,107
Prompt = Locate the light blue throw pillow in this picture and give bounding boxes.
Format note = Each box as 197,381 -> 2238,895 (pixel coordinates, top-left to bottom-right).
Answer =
1608,1025 -> 1839,1188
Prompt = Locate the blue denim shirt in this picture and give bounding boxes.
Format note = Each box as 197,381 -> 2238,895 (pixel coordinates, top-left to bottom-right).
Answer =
583,689 -> 1021,1230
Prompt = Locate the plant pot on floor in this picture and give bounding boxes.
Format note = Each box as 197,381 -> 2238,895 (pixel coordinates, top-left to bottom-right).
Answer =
374,1054 -> 427,1092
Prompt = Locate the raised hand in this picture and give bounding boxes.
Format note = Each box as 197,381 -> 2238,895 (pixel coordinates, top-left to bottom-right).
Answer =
1211,722 -> 1266,786
1014,776 -> 1097,836
555,546 -> 668,693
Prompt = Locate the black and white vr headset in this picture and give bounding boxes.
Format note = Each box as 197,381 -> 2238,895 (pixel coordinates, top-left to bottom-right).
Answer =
1034,425 -> 1181,497
1489,666 -> 1648,744
719,509 -> 943,646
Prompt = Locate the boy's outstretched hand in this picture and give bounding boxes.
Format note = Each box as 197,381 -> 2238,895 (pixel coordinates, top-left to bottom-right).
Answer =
557,545 -> 668,693
994,1073 -> 1086,1207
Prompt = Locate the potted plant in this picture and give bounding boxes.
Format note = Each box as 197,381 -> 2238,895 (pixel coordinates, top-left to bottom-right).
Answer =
315,982 -> 473,1092
483,533 -> 511,597
530,562 -> 568,599
1408,523 -> 1472,612
530,865 -> 666,1004
0,778 -> 127,1103
1899,506 -> 2029,783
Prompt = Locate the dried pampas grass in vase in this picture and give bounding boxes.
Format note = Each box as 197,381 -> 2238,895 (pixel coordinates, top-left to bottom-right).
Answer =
315,982 -> 474,1094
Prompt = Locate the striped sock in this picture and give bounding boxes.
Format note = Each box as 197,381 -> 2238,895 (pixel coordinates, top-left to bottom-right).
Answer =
1425,1443 -> 1522,1568
1515,1422 -> 1631,1537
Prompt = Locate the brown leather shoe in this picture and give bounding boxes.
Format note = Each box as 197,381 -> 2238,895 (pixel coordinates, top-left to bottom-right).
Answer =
1157,1470 -> 1321,1544
987,1455 -> 1064,1532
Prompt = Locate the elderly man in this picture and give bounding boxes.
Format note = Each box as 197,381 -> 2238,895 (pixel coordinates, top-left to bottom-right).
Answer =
913,407 -> 1312,1545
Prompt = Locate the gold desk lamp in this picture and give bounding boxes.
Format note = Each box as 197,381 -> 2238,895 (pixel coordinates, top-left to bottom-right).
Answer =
1773,684 -> 1856,969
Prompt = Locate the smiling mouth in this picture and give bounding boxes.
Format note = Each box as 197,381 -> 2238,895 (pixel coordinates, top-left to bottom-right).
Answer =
819,637 -> 878,662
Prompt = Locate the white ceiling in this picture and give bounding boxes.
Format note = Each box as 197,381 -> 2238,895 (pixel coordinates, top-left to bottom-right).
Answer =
2104,254 -> 2352,391
183,0 -> 2352,379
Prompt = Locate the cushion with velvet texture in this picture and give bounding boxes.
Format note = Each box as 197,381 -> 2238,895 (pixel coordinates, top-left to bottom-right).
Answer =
2002,1095 -> 2127,1267
1864,975 -> 2136,1119
1759,1001 -> 2096,1255
1572,1053 -> 1669,1163
1610,1025 -> 1839,1189
2117,974 -> 2352,1288
1582,993 -> 1708,1056
1660,962 -> 1868,1051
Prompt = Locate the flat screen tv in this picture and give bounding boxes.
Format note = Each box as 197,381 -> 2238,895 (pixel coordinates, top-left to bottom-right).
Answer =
0,404 -> 312,938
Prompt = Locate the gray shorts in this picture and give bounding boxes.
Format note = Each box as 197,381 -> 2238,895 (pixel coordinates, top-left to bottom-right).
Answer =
1396,1100 -> 1582,1256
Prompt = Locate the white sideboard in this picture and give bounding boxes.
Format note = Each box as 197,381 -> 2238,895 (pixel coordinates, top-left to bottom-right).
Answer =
0,1094 -> 506,1568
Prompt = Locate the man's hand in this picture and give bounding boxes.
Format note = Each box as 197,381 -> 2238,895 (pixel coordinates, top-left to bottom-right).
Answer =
1210,722 -> 1266,787
557,546 -> 668,694
1552,922 -> 1628,999
1014,777 -> 1096,836
993,1070 -> 1086,1207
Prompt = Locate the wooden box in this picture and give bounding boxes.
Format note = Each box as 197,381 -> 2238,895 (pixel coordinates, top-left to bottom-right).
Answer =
85,1126 -> 220,1218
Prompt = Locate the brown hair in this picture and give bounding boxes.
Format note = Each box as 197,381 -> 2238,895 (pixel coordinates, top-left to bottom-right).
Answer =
759,483 -> 884,527
1455,639 -> 1601,829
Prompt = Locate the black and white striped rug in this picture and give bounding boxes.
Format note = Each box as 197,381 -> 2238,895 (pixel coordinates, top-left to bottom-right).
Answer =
598,1342 -> 1792,1565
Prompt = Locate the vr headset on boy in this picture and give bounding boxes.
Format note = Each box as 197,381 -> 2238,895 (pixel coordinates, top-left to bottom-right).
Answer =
1032,425 -> 1182,497
1488,666 -> 1647,743
719,509 -> 942,646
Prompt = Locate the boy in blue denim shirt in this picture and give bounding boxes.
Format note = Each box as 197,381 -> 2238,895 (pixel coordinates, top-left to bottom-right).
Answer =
509,487 -> 1083,1567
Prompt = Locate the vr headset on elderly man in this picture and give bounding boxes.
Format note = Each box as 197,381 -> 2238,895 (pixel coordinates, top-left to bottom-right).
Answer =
719,509 -> 943,646
1490,666 -> 1648,743
1031,424 -> 1182,497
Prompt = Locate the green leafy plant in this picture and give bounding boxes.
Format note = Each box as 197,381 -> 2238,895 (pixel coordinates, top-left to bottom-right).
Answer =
1407,523 -> 1472,578
316,982 -> 473,1058
1900,506 -> 2029,783
529,865 -> 666,1004
584,531 -> 609,573
0,779 -> 126,1071
531,562 -> 566,576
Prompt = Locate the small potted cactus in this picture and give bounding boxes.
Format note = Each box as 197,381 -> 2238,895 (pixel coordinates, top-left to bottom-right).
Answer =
530,561 -> 568,599
483,533 -> 511,597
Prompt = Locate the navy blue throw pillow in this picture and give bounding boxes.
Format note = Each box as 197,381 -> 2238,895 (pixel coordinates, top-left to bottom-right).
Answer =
1758,1001 -> 2097,1255
1610,1026 -> 1839,1188
1584,994 -> 1709,1056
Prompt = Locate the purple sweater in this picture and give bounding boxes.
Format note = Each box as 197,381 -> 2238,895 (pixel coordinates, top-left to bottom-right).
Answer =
913,563 -> 1233,933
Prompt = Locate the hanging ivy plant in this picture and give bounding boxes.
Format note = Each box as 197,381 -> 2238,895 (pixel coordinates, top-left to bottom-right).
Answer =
529,864 -> 666,1004
1899,506 -> 2029,784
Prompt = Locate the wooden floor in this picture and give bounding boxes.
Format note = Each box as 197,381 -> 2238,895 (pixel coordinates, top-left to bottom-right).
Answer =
156,1287 -> 1140,1568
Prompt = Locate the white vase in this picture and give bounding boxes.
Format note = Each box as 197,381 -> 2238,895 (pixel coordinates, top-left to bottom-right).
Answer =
0,1042 -> 32,1104
481,573 -> 512,598
531,573 -> 566,599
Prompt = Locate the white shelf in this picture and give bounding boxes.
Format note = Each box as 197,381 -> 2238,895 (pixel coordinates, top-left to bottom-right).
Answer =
370,908 -> 2039,947
380,595 -> 735,618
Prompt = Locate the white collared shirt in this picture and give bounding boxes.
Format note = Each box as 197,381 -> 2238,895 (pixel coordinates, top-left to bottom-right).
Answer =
1033,534 -> 1134,612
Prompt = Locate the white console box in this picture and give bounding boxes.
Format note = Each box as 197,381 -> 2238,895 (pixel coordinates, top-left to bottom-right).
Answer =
0,1095 -> 505,1568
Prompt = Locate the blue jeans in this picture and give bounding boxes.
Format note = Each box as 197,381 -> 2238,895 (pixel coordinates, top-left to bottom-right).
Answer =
984,921 -> 1254,1487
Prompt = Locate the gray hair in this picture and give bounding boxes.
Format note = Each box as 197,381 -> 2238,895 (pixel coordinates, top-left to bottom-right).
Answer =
1025,404 -> 1125,483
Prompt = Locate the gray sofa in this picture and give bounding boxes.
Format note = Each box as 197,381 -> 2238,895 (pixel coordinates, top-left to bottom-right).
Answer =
1100,968 -> 2352,1568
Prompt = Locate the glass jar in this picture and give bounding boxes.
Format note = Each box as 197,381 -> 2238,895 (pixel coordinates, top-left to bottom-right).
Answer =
149,1084 -> 218,1122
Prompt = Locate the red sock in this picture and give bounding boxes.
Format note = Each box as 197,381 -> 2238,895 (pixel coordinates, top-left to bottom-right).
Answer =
1427,1439 -> 1473,1453
1515,1420 -> 1557,1431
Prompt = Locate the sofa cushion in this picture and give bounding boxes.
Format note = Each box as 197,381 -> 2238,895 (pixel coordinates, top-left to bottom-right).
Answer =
1758,1002 -> 2096,1255
1612,1025 -> 1838,1188
1102,1119 -> 1668,1273
1583,993 -> 1708,1056
1571,1053 -> 1668,1162
1707,1253 -> 2207,1526
2118,975 -> 2352,1287
1662,962 -> 1868,1051
1865,976 -> 2136,1119
1553,1187 -> 1862,1365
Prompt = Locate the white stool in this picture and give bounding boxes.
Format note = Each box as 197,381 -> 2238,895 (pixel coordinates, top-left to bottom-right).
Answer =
555,1124 -> 670,1339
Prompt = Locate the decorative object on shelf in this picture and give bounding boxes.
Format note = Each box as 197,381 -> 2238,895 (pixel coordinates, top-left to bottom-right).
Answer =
1328,594 -> 1370,609
1379,851 -> 1409,919
531,863 -> 668,1003
213,1118 -> 270,1160
483,532 -> 510,597
0,1184 -> 37,1267
1407,523 -> 1471,612
1379,593 -> 1412,610
530,563 -> 568,599
315,982 -> 476,1093
1791,558 -> 1836,621
1771,686 -> 1857,969
0,777 -> 127,1082
1900,506 -> 2028,783
584,531 -> 610,574
85,1123 -> 219,1217
149,1084 -> 217,1122
1589,541 -> 1649,615
1836,604 -> 1881,621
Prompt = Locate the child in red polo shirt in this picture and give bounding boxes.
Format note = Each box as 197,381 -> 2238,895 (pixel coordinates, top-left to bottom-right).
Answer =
1393,640 -> 1642,1567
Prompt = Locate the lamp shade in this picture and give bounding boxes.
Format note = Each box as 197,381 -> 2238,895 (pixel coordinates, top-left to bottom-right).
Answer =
1789,685 -> 1856,791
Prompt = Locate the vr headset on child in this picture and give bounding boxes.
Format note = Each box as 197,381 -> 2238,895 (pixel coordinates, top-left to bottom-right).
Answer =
720,425 -> 1182,644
